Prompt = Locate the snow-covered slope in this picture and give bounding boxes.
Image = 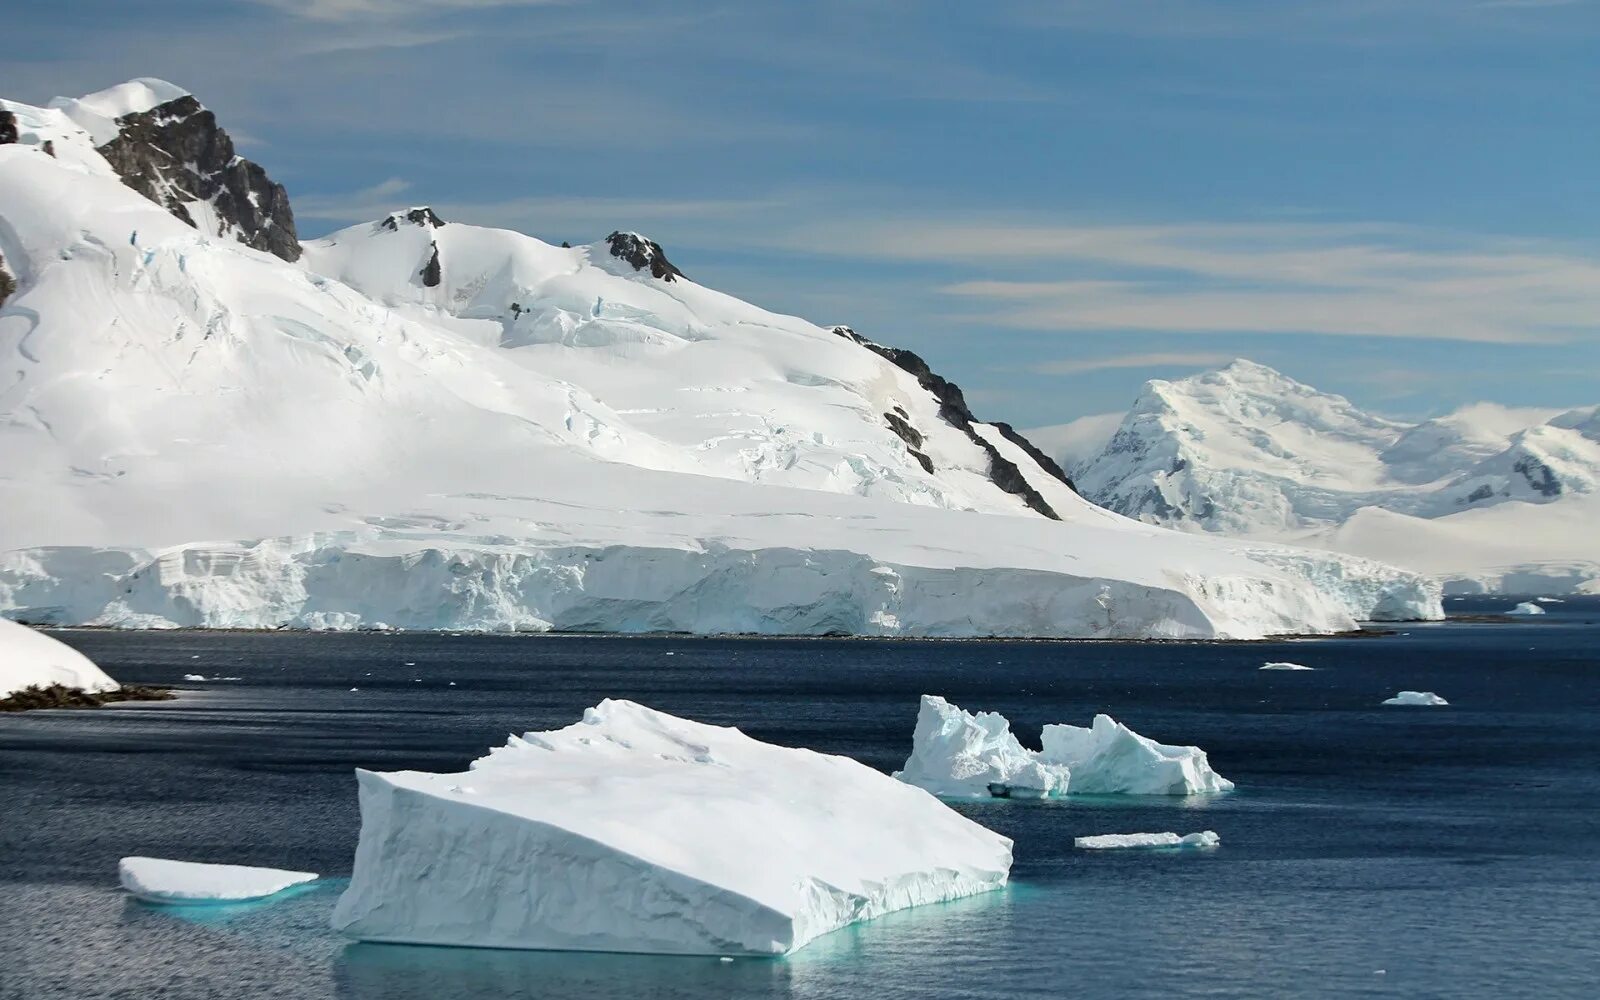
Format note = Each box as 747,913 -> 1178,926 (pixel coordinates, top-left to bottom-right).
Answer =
0,81 -> 1441,637
1068,360 -> 1599,592
0,619 -> 119,699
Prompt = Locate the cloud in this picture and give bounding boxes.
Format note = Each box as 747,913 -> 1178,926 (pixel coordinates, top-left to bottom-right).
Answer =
1021,351 -> 1241,376
251,0 -> 568,22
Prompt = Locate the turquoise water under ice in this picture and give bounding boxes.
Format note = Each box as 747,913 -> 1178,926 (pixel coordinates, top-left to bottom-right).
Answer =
3,600 -> 1598,998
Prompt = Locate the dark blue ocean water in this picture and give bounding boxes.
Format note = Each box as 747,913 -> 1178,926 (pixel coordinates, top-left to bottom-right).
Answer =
3,601 -> 1598,999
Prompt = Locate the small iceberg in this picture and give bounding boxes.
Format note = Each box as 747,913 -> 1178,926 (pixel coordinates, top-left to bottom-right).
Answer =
1076,831 -> 1220,850
895,695 -> 1233,798
1535,597 -> 1563,604
1260,661 -> 1314,671
119,857 -> 318,904
331,699 -> 1011,956
1508,602 -> 1546,615
1382,691 -> 1449,707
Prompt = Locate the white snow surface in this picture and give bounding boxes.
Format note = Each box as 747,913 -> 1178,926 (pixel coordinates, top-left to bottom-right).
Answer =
330,699 -> 1012,956
0,618 -> 118,700
1070,360 -> 1600,593
895,696 -> 1233,798
119,856 -> 317,904
0,85 -> 1441,638
1382,691 -> 1449,707
1508,602 -> 1546,616
1075,831 -> 1220,850
1260,661 -> 1314,671
48,78 -> 191,145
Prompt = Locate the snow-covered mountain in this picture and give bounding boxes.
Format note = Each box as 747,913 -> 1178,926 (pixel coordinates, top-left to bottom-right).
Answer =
0,80 -> 1439,636
1066,360 -> 1600,593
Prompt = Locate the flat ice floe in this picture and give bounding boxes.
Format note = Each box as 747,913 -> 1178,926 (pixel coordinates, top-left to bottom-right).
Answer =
119,857 -> 318,904
1075,831 -> 1220,850
895,695 -> 1233,798
0,618 -> 119,700
1382,691 -> 1449,707
1260,661 -> 1314,670
331,699 -> 1012,956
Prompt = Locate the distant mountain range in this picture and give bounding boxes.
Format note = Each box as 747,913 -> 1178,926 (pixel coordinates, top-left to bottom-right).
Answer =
1041,360 -> 1600,594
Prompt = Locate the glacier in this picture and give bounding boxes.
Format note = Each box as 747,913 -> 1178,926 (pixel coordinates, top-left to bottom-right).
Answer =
895,695 -> 1233,798
329,699 -> 1013,956
0,81 -> 1441,639
0,618 -> 119,700
119,857 -> 318,904
1061,360 -> 1600,595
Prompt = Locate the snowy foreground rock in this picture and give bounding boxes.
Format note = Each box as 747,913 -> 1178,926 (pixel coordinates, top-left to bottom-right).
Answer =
1383,691 -> 1449,707
0,618 -> 118,700
0,81 -> 1440,640
119,857 -> 317,904
330,700 -> 1012,956
895,696 -> 1234,798
1075,831 -> 1220,850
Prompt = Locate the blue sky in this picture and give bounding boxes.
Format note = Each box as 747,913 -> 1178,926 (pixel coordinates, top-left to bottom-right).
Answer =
8,0 -> 1598,427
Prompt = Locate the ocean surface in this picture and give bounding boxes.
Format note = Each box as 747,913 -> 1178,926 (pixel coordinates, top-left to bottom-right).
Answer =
3,597 -> 1598,999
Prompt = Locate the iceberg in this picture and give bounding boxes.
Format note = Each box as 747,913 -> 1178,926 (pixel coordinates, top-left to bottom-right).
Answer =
1075,831 -> 1220,850
1508,602 -> 1546,615
1382,691 -> 1448,707
894,695 -> 1233,798
0,618 -> 119,700
1260,661 -> 1314,670
330,699 -> 1012,956
119,857 -> 317,904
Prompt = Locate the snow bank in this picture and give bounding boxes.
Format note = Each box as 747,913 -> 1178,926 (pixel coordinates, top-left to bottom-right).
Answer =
1260,661 -> 1314,671
0,618 -> 118,700
331,699 -> 1012,956
1075,831 -> 1220,850
1382,691 -> 1448,707
1508,602 -> 1546,616
119,857 -> 317,904
895,696 -> 1233,798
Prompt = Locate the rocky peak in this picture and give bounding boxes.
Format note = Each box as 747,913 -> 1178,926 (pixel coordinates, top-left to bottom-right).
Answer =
380,206 -> 446,231
605,231 -> 684,282
94,92 -> 301,263
0,108 -> 17,146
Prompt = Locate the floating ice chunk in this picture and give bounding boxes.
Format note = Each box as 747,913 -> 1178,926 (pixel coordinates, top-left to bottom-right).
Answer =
1260,661 -> 1314,670
1382,690 -> 1448,706
895,696 -> 1232,798
331,699 -> 1011,956
1041,714 -> 1235,796
119,857 -> 318,904
1508,602 -> 1546,615
1075,831 -> 1220,850
183,673 -> 207,681
892,695 -> 1070,798
1535,597 -> 1563,604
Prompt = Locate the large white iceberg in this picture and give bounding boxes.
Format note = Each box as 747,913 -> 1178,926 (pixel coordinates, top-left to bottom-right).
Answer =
1382,691 -> 1449,707
1075,831 -> 1220,850
119,857 -> 318,903
1508,602 -> 1546,616
0,618 -> 119,700
330,699 -> 1012,956
894,695 -> 1233,798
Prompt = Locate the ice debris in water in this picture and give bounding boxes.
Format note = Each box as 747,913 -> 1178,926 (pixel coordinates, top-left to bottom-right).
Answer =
119,857 -> 317,904
330,699 -> 1012,956
894,695 -> 1233,798
1382,690 -> 1448,706
1260,661 -> 1314,671
1075,831 -> 1220,850
1508,602 -> 1546,615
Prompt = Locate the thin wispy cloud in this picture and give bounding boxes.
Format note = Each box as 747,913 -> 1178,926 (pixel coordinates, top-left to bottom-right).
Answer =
1022,352 -> 1240,376
251,0 -> 569,22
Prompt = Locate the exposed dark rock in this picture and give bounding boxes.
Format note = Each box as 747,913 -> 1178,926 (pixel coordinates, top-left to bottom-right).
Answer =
908,449 -> 935,475
420,242 -> 442,287
0,683 -> 175,713
849,332 -> 1061,519
992,421 -> 1076,491
605,231 -> 684,282
0,254 -> 14,309
1460,484 -> 1494,505
561,241 -> 571,248
883,411 -> 925,450
380,206 -> 446,231
0,109 -> 17,145
96,95 -> 301,262
41,139 -> 55,157
1514,456 -> 1561,497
